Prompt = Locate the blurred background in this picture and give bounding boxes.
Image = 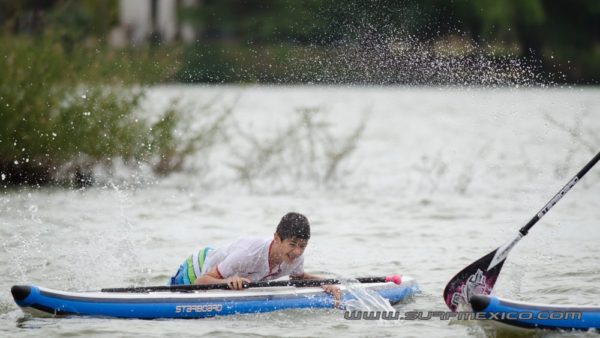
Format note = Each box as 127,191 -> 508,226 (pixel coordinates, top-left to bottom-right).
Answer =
1,0 -> 598,187
2,0 -> 599,84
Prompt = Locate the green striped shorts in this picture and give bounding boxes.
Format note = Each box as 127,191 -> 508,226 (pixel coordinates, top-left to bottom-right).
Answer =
169,247 -> 213,285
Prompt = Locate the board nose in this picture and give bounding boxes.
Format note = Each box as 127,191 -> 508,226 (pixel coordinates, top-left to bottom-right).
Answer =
469,294 -> 491,312
11,285 -> 31,302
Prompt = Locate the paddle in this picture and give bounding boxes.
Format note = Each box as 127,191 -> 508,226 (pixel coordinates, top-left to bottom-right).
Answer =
102,274 -> 402,293
443,152 -> 600,312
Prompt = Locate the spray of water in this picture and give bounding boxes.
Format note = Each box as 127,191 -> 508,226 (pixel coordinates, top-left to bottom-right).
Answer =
341,280 -> 396,313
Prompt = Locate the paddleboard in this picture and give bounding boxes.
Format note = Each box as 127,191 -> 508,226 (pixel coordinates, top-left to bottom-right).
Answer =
470,294 -> 600,331
12,277 -> 418,319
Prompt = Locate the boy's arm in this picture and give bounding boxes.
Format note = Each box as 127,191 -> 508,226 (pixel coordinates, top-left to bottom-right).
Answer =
195,266 -> 249,290
290,272 -> 341,307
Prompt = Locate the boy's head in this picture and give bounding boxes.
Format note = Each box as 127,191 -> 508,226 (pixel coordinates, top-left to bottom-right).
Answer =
274,212 -> 310,264
276,212 -> 311,241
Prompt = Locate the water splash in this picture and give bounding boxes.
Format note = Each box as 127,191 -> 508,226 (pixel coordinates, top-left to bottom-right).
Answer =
342,281 -> 395,313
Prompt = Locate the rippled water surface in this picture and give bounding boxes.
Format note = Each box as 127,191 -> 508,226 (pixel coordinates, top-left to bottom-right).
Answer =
1,86 -> 599,337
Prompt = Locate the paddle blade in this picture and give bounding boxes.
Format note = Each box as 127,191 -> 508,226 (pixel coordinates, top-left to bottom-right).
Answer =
443,250 -> 503,312
443,233 -> 523,312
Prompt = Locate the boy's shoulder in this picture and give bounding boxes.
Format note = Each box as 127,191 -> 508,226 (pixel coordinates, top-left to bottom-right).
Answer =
227,236 -> 271,252
231,236 -> 270,245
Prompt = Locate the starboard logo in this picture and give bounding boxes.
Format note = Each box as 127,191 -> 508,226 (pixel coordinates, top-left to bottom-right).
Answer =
537,176 -> 578,218
175,304 -> 223,313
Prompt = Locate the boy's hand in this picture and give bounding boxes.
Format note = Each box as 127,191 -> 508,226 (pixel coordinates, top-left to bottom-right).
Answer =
321,285 -> 341,308
227,276 -> 250,290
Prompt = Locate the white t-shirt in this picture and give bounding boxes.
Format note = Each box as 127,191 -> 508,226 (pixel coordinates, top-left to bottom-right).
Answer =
203,237 -> 304,282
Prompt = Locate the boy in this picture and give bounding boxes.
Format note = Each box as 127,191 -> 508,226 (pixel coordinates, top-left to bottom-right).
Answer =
170,212 -> 339,297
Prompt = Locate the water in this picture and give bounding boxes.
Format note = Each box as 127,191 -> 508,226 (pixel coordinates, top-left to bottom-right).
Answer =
1,86 -> 599,337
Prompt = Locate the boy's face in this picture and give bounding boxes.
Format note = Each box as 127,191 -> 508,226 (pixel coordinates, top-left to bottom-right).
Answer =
274,235 -> 308,264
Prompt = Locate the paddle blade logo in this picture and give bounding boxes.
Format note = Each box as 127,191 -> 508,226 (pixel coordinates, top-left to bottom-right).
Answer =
449,269 -> 492,310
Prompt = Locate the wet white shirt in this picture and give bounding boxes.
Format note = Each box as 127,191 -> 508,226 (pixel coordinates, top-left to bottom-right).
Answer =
203,237 -> 304,282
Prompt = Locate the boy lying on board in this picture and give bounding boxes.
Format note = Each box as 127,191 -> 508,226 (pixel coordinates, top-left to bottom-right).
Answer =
170,212 -> 340,299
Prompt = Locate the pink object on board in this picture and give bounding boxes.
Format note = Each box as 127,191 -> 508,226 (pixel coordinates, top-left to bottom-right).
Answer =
385,274 -> 402,285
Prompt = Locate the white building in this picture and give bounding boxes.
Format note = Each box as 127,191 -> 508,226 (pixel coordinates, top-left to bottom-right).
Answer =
110,0 -> 197,47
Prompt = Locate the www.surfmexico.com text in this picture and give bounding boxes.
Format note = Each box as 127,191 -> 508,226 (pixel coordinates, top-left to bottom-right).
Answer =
344,311 -> 582,321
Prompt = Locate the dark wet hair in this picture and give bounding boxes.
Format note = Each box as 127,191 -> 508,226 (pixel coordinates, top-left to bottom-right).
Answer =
276,212 -> 311,241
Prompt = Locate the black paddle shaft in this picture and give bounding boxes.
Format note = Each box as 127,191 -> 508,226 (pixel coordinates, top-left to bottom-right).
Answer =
519,151 -> 600,236
101,276 -> 391,293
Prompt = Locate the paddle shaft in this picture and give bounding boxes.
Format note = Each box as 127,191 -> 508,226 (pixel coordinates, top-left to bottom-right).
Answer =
520,151 -> 600,236
102,276 -> 393,293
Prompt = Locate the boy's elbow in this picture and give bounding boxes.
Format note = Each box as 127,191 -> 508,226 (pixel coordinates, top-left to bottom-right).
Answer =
195,274 -> 216,285
195,268 -> 226,285
293,272 -> 318,280
194,275 -> 207,285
